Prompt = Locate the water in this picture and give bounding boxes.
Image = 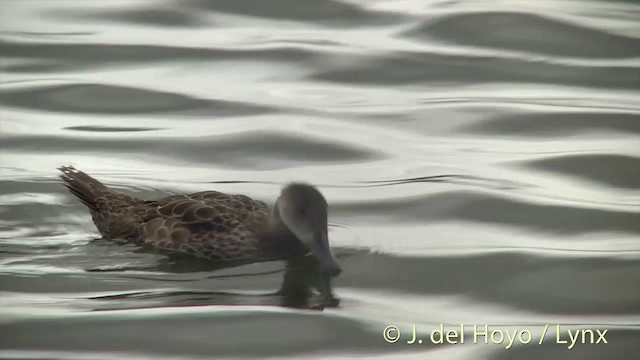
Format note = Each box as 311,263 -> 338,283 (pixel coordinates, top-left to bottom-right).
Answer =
1,0 -> 639,359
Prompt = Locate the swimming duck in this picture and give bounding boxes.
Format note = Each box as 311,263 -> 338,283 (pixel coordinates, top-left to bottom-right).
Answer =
58,166 -> 341,307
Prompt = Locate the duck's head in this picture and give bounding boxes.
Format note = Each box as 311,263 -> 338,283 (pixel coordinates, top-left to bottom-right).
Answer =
274,183 -> 341,278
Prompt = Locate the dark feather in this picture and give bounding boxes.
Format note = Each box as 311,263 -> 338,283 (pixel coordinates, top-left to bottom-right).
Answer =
59,166 -> 273,262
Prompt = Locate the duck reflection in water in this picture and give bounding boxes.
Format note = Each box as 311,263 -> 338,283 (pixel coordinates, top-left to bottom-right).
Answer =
59,166 -> 341,309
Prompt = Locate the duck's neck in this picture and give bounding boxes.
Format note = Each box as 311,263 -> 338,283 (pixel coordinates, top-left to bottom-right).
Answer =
256,200 -> 306,260
258,219 -> 322,308
257,217 -> 307,261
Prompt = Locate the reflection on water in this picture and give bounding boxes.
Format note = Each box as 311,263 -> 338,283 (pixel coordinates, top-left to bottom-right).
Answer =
1,0 -> 639,359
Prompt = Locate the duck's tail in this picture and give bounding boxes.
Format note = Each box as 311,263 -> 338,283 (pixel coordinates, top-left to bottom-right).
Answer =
58,166 -> 109,211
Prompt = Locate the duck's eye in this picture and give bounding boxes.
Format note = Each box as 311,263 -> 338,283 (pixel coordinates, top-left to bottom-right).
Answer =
297,208 -> 307,217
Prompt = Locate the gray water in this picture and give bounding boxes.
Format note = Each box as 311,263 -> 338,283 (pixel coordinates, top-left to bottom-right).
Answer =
1,0 -> 639,359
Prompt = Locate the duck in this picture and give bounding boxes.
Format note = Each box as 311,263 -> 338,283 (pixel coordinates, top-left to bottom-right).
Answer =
58,166 -> 341,308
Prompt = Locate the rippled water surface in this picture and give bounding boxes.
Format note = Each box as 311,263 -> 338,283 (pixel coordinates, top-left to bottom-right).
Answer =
1,0 -> 639,359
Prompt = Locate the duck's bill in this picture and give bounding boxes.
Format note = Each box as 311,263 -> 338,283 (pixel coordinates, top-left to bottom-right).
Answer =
310,231 -> 341,277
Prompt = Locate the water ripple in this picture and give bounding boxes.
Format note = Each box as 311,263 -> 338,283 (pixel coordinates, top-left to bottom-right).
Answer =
523,154 -> 640,190
0,131 -> 382,169
462,111 -> 640,136
403,11 -> 640,59
1,0 -> 638,358
0,83 -> 275,116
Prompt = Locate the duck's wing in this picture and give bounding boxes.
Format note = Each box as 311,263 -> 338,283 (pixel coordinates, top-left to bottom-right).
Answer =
136,192 -> 271,262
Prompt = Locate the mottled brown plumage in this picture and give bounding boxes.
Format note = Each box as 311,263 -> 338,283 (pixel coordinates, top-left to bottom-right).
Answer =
58,165 -> 341,307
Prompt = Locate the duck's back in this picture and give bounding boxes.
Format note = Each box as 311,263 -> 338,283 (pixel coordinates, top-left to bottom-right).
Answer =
137,190 -> 270,261
60,166 -> 271,262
